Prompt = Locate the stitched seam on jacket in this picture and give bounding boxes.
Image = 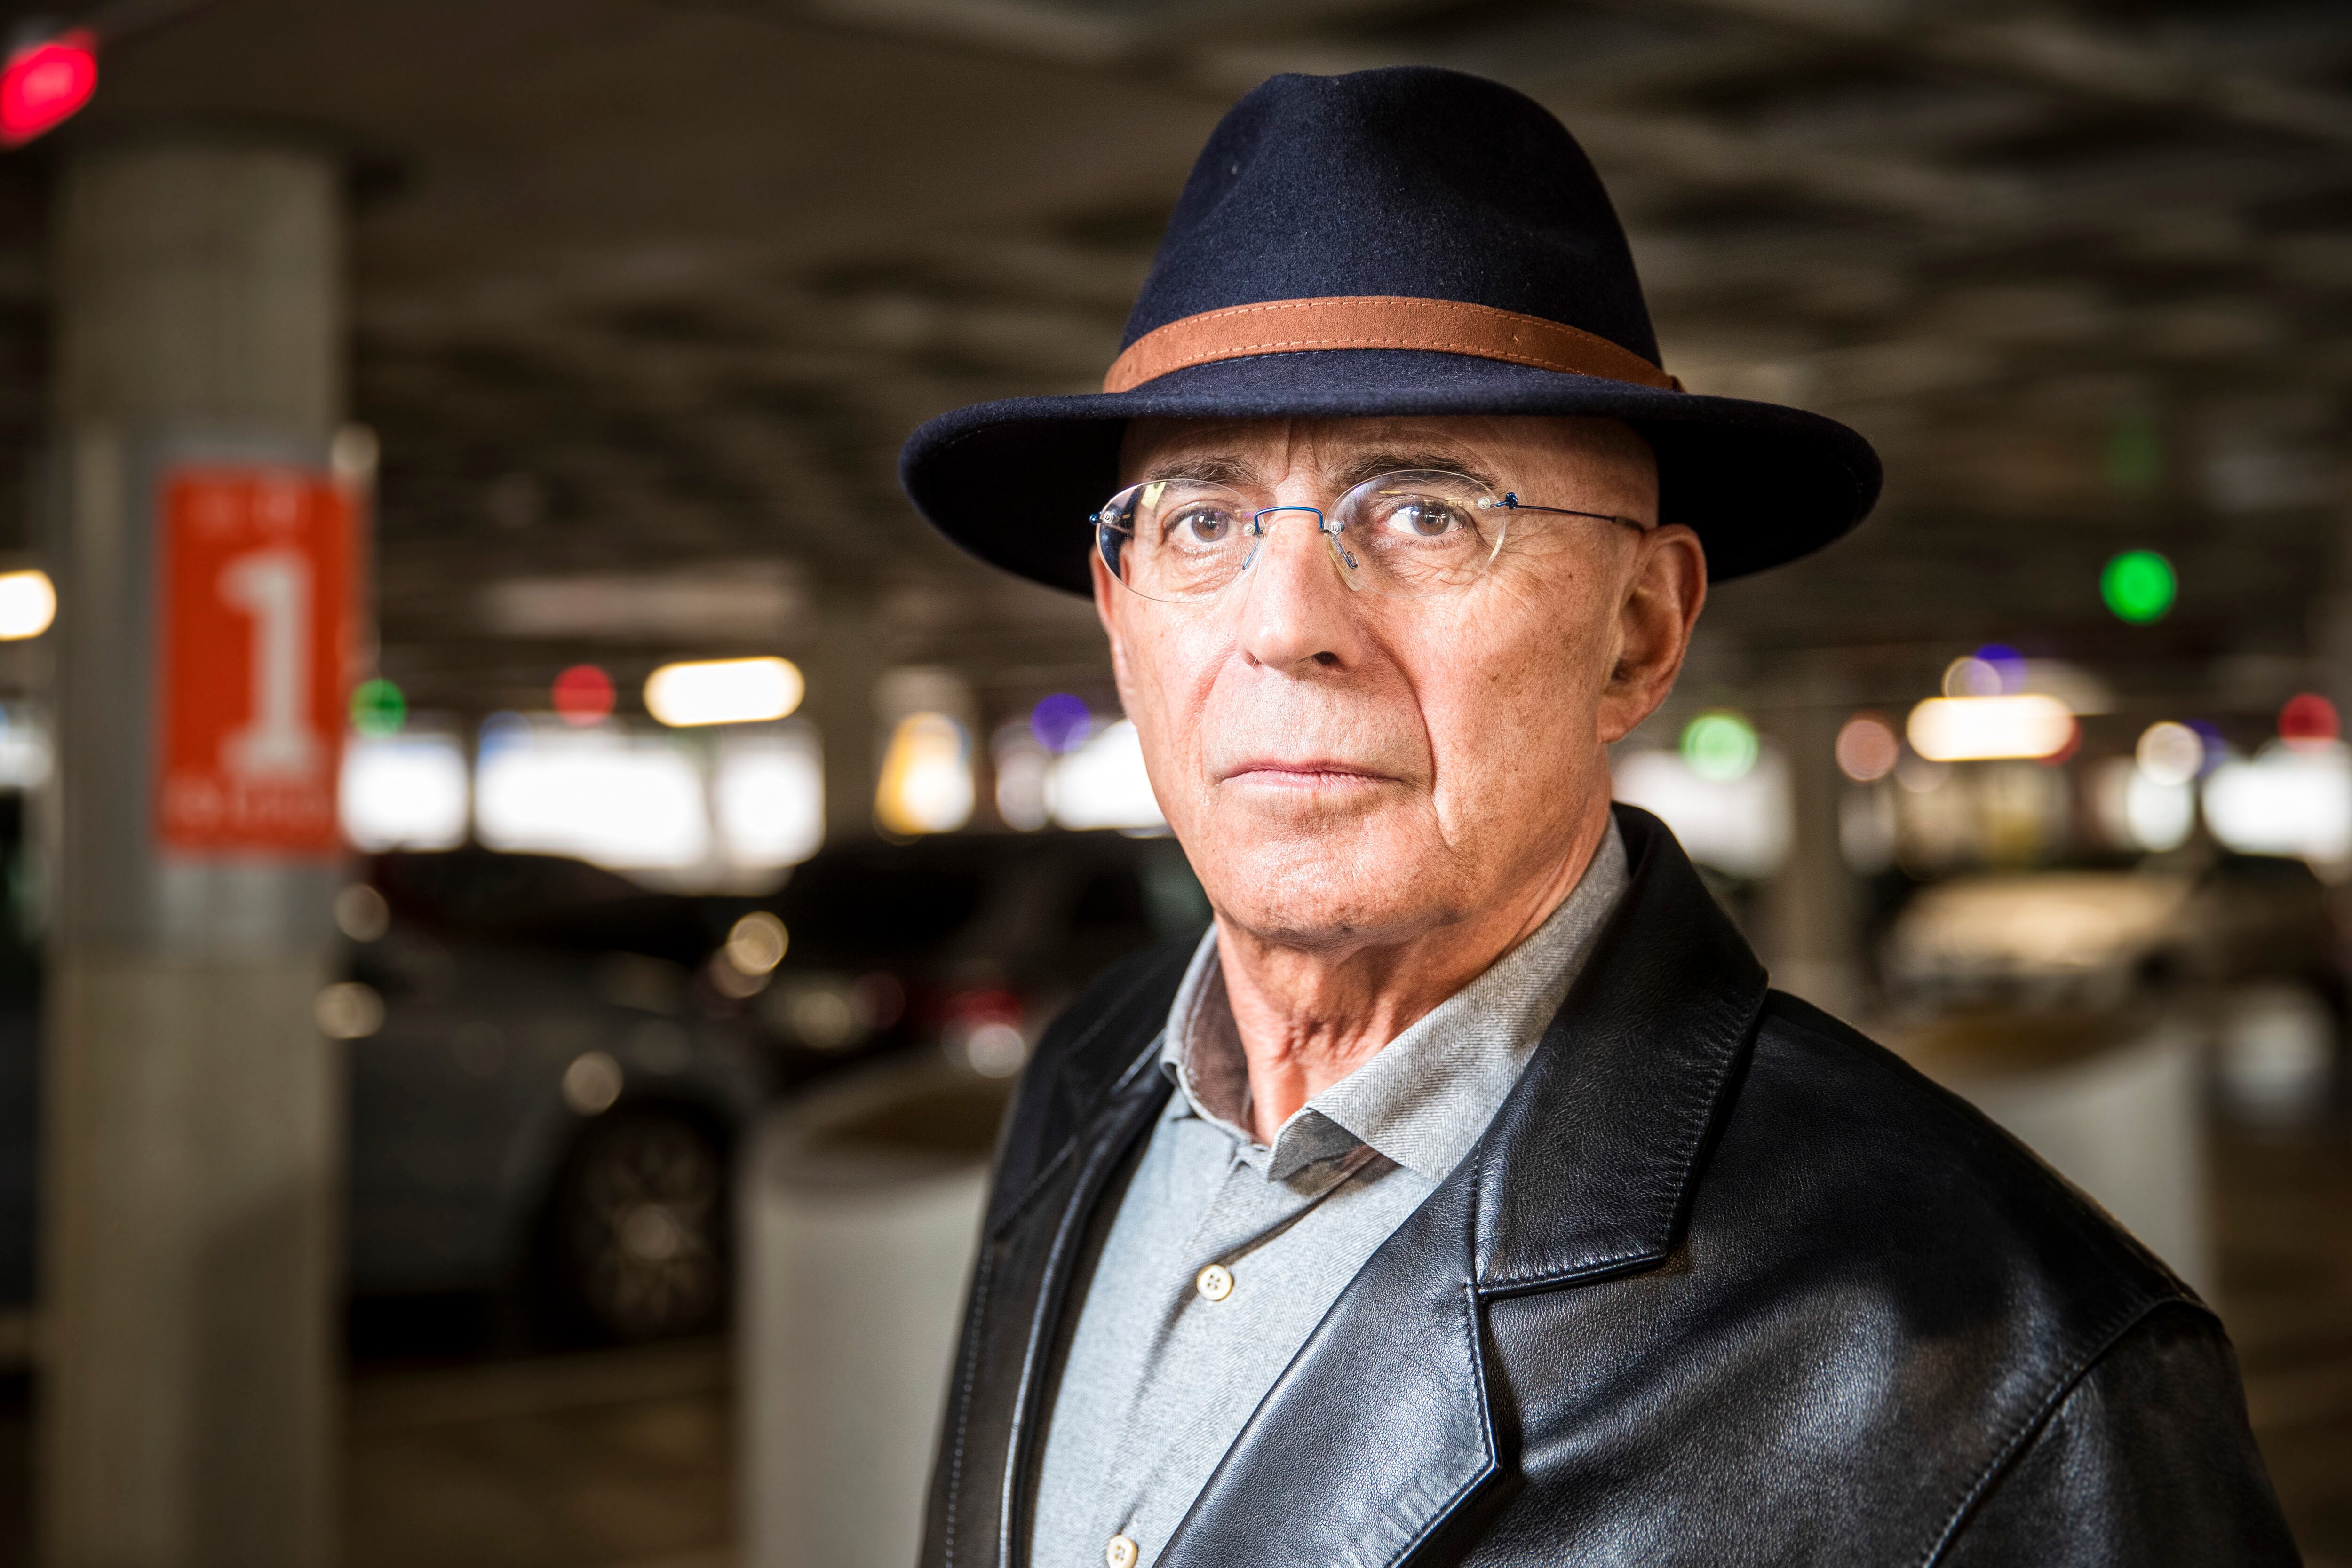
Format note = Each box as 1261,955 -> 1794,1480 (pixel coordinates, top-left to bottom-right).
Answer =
939,1244 -> 997,1568
1916,1293 -> 2201,1568
1382,1276 -> 1502,1567
1474,982 -> 1767,1294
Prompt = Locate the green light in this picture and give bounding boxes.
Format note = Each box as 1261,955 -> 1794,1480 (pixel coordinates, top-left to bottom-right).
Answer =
1681,709 -> 1758,783
2101,550 -> 2175,625
351,677 -> 406,736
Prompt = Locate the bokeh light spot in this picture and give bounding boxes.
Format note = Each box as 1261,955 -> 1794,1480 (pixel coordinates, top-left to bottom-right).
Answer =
552,664 -> 615,726
2280,693 -> 2339,750
2101,550 -> 2176,624
1835,713 -> 1900,783
350,677 -> 405,736
2136,721 -> 2204,787
1681,710 -> 1759,783
1031,693 -> 1091,753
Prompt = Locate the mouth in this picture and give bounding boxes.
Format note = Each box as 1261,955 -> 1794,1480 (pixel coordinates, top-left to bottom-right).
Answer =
1220,761 -> 1399,791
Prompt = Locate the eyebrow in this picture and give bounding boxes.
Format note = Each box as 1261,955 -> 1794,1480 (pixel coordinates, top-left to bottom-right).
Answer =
1134,455 -> 1258,487
1328,451 -> 1498,491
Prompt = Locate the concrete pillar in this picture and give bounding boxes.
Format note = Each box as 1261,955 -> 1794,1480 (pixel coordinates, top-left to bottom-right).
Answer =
803,585 -> 879,844
1761,690 -> 1860,1019
42,135 -> 345,1568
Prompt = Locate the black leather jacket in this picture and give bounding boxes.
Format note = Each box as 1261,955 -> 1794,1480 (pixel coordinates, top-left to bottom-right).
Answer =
924,807 -> 2297,1567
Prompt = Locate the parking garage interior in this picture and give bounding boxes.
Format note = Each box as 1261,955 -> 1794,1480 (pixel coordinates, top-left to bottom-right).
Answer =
0,0 -> 2350,1563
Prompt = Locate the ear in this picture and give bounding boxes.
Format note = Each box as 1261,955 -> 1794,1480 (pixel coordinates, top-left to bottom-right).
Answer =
1597,524 -> 1705,744
1091,547 -> 1136,705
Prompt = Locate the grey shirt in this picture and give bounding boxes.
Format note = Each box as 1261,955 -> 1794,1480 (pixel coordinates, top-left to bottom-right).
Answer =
1028,820 -> 1630,1568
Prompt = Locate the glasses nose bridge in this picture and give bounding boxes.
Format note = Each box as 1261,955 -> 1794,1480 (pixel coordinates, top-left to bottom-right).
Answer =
1248,502 -> 1335,539
1242,502 -> 1364,595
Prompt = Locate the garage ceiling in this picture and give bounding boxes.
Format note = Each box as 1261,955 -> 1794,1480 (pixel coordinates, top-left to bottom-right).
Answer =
4,0 -> 2349,735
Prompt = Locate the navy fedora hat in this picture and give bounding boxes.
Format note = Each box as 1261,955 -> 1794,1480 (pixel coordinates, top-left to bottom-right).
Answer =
898,66 -> 1881,594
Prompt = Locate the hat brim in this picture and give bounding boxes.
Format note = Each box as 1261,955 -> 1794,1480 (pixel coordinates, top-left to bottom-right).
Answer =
898,348 -> 1881,594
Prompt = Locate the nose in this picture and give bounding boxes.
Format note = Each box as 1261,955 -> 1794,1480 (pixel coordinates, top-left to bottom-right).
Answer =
1235,507 -> 1363,673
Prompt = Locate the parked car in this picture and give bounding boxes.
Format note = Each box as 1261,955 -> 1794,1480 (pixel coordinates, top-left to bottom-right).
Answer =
730,830 -> 1211,1079
351,830 -> 1209,1343
344,847 -> 772,1346
1883,851 -> 2344,1012
0,827 -> 1210,1351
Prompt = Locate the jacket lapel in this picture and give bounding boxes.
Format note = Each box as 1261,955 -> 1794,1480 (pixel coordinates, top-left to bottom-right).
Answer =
1158,807 -> 1771,1568
924,942 -> 1187,1568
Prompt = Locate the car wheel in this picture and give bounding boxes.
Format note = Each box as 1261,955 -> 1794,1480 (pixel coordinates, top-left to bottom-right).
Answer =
552,1109 -> 728,1342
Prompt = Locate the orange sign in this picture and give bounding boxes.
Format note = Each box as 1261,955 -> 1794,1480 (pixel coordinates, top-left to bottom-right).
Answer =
156,467 -> 358,856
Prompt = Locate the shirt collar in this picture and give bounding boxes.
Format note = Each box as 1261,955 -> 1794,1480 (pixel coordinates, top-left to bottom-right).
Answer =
1160,816 -> 1631,1182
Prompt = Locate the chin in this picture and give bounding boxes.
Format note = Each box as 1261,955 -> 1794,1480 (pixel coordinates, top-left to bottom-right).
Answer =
1193,818 -> 1458,951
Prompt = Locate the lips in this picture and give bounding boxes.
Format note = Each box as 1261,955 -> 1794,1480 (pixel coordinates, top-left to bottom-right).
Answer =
1221,760 -> 1398,789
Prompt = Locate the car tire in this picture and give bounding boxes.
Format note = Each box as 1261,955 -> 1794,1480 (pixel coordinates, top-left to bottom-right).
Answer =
547,1108 -> 729,1343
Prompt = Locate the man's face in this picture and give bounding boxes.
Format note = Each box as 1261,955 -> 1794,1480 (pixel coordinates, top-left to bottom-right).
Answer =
1093,414 -> 1704,954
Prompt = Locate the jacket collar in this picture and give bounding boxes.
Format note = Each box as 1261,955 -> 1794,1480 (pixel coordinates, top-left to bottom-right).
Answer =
1152,806 -> 1771,1567
1472,803 -> 1769,1291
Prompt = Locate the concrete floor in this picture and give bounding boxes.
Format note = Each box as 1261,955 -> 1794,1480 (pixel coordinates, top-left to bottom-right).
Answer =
343,1338 -> 733,1568
2218,1113 -> 2352,1566
0,1111 -> 2344,1567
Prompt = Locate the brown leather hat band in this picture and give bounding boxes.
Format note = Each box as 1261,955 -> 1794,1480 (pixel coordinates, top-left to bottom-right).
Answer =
1102,294 -> 1679,395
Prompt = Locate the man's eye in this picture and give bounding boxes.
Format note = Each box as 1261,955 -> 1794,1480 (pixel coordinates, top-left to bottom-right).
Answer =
1171,508 -> 1233,544
1386,499 -> 1465,538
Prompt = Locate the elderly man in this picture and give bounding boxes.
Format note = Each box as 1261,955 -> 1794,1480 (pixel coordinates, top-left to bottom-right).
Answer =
898,67 -> 2293,1568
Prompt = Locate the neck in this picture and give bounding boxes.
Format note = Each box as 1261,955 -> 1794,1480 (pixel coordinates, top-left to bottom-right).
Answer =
1215,798 -> 1614,1145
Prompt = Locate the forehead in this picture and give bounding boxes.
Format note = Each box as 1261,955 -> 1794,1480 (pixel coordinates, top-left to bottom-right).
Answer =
1115,414 -> 1655,491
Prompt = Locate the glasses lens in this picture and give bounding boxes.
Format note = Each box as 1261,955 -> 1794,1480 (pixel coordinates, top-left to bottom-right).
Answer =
1334,472 -> 1504,597
1097,480 -> 1254,602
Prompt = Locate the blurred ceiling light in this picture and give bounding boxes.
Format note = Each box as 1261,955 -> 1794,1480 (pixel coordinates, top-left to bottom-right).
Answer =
713,728 -> 823,869
0,32 -> 95,148
1906,695 -> 2075,762
1835,713 -> 1900,783
875,712 -> 974,835
341,733 -> 469,852
645,657 -> 804,727
1680,709 -> 1759,783
2279,692 -> 2340,751
476,727 -> 709,870
2135,721 -> 2205,787
993,725 -> 1050,832
2126,771 -> 2195,852
0,707 -> 52,790
0,570 -> 55,639
2204,744 -> 2352,869
726,911 -> 789,976
1046,719 -> 1165,832
553,663 -> 616,726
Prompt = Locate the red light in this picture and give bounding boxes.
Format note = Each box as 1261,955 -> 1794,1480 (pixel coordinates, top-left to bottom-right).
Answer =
551,664 -> 614,725
2280,692 -> 2339,749
0,32 -> 95,148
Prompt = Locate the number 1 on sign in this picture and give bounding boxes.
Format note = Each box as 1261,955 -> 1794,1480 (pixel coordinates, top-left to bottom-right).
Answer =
219,547 -> 321,782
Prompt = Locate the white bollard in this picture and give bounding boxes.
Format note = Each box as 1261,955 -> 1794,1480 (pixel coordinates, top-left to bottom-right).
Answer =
739,1060 -> 1006,1568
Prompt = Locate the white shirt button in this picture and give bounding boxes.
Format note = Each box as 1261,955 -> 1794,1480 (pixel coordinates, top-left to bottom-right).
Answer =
1195,1262 -> 1234,1302
1105,1532 -> 1139,1568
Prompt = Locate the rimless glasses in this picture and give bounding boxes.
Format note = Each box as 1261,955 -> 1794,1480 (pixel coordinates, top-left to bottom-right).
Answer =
1092,468 -> 1650,604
